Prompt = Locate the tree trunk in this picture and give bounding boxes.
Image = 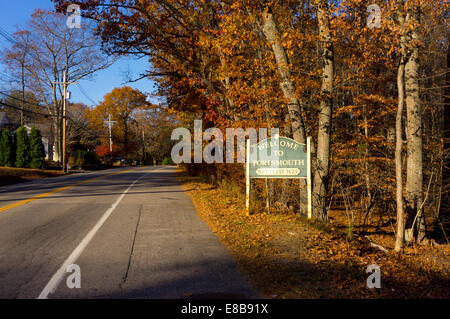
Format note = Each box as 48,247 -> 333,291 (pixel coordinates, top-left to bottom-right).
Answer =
52,119 -> 61,162
141,126 -> 145,165
124,120 -> 128,159
395,29 -> 406,251
405,5 -> 425,242
439,42 -> 450,231
312,0 -> 334,222
261,9 -> 306,144
20,63 -> 25,126
261,8 -> 309,215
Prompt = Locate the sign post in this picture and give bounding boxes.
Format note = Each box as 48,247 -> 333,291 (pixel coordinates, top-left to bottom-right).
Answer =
246,139 -> 250,215
307,136 -> 312,219
245,136 -> 312,218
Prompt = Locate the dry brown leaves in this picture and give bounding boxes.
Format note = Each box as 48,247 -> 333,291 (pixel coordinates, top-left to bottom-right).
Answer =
177,171 -> 450,299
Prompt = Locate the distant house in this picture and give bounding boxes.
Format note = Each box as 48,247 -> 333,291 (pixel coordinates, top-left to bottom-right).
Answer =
0,112 -> 20,132
21,124 -> 54,160
0,112 -> 11,129
1,114 -> 54,160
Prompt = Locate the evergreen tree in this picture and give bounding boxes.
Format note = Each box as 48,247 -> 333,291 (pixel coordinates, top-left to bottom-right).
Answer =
30,126 -> 45,169
14,126 -> 30,168
0,128 -> 13,166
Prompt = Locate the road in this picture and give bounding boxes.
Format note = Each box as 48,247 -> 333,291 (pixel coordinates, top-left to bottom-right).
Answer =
0,166 -> 258,299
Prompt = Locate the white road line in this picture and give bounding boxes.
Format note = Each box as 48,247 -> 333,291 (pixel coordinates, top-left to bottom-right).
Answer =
37,172 -> 148,299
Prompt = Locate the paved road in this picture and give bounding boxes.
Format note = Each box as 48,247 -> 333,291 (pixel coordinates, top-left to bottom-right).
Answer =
0,166 -> 258,299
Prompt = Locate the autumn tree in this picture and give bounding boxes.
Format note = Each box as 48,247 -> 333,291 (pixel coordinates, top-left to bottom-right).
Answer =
1,30 -> 32,126
66,102 -> 97,154
89,87 -> 150,159
404,2 -> 425,242
0,90 -> 45,125
395,7 -> 407,251
311,0 -> 334,222
53,0 -> 449,243
145,106 -> 178,164
2,9 -> 114,162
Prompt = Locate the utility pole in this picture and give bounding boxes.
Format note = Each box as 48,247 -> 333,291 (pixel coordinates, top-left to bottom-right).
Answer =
53,70 -> 76,173
140,117 -> 145,166
105,114 -> 116,162
20,62 -> 25,126
141,125 -> 145,166
62,71 -> 67,173
19,38 -> 29,127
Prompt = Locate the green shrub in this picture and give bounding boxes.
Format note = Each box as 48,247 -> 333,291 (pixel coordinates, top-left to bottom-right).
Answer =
84,151 -> 99,165
74,150 -> 98,166
74,150 -> 87,166
14,126 -> 30,168
0,128 -> 13,166
162,157 -> 174,165
30,126 -> 45,169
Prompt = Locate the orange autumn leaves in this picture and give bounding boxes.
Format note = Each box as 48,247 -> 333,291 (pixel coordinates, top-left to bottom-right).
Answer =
88,86 -> 151,155
52,0 -> 448,231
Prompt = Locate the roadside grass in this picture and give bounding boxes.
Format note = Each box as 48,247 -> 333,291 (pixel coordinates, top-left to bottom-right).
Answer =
177,169 -> 450,299
0,166 -> 66,187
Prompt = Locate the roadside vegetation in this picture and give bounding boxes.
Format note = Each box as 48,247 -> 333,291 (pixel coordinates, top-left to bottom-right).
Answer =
0,167 -> 65,187
0,126 -> 45,169
0,125 -> 57,187
50,0 -> 448,253
0,1 -> 446,298
178,169 -> 450,298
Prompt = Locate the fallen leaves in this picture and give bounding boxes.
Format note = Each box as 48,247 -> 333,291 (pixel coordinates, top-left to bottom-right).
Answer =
177,170 -> 450,299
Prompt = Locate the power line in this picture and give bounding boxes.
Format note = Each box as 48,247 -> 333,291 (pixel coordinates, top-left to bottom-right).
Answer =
0,26 -> 34,53
77,83 -> 98,106
0,97 -> 78,124
0,26 -> 16,45
0,90 -> 44,109
0,90 -> 65,120
0,72 -> 18,82
0,100 -> 56,119
0,27 -> 15,50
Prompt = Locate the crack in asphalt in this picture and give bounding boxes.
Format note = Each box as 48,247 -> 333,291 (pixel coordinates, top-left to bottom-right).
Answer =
120,204 -> 142,287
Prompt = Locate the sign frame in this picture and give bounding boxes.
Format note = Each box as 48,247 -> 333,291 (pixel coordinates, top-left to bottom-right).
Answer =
245,136 -> 312,219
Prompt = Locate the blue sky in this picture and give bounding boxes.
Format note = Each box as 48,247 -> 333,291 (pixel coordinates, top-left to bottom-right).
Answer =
0,0 -> 157,107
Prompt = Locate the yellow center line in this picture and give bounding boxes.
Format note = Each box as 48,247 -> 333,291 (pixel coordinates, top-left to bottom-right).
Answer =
0,168 -> 139,214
